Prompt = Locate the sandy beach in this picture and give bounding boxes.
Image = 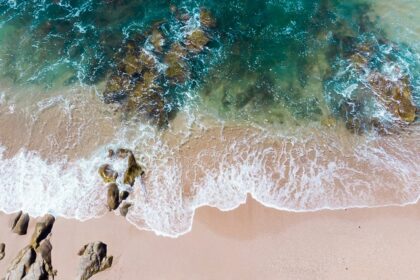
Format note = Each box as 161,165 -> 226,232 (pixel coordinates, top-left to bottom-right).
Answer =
2,198 -> 420,279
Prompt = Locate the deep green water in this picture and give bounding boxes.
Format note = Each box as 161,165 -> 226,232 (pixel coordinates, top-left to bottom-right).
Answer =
0,0 -> 418,129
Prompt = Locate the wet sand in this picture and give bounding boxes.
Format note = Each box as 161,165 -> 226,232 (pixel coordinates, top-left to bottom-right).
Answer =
2,198 -> 420,279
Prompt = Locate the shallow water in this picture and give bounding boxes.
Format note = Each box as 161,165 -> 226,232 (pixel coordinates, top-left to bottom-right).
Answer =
0,0 -> 419,237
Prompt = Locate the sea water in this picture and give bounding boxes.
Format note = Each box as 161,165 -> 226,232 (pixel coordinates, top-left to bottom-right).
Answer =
0,0 -> 418,237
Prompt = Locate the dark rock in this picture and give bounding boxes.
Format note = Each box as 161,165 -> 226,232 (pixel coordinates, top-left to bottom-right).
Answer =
77,242 -> 113,280
119,202 -> 132,217
0,243 -> 5,261
107,183 -> 120,211
119,191 -> 129,201
123,152 -> 144,186
30,214 -> 55,248
98,164 -> 118,184
11,212 -> 30,235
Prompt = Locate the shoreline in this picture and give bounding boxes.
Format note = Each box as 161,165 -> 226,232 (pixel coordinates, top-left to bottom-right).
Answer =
3,198 -> 420,279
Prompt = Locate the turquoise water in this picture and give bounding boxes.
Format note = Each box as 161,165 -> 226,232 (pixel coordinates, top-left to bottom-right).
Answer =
1,0 -> 418,128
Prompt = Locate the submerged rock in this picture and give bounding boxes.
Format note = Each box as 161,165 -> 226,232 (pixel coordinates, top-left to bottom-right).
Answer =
123,152 -> 144,186
107,183 -> 120,211
11,211 -> 30,236
0,243 -> 5,261
102,74 -> 132,104
150,28 -> 165,53
165,43 -> 188,83
98,164 -> 118,183
200,9 -> 216,28
77,242 -> 113,280
369,73 -> 417,123
128,78 -> 166,126
186,29 -> 210,52
30,214 -> 55,248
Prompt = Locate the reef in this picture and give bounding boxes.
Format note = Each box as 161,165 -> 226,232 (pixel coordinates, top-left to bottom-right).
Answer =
101,6 -> 217,127
323,7 -> 418,134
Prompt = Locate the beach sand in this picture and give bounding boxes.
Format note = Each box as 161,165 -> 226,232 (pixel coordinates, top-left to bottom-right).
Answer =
1,198 -> 420,279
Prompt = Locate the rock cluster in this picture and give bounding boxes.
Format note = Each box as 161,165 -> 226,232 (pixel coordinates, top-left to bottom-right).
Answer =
4,215 -> 56,280
101,6 -> 216,126
326,29 -> 418,133
76,242 -> 113,280
344,45 -> 417,133
368,73 -> 416,123
98,148 -> 141,214
10,211 -> 30,236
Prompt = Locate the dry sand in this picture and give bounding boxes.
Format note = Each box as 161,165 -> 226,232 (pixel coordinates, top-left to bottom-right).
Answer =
1,198 -> 420,279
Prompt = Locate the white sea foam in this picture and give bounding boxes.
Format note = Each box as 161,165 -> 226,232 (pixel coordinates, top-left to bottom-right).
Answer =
1,114 -> 419,238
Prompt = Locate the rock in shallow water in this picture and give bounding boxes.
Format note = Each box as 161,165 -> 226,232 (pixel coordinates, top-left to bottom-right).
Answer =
98,164 -> 118,184
123,152 -> 144,186
107,183 -> 120,211
119,202 -> 132,217
77,242 -> 113,280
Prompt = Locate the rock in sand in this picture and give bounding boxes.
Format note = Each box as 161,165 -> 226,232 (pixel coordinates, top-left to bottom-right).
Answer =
77,242 -> 113,280
11,211 -> 30,235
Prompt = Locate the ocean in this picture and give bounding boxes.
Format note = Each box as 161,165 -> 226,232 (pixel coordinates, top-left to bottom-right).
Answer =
0,0 -> 418,237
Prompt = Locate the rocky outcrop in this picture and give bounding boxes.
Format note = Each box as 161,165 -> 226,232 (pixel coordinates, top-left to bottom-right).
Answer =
77,242 -> 113,280
101,5 -> 217,127
11,211 -> 30,235
99,149 -> 142,214
0,243 -> 5,261
4,214 -> 56,280
123,152 -> 144,186
98,164 -> 118,183
30,214 -> 55,248
107,183 -> 120,211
